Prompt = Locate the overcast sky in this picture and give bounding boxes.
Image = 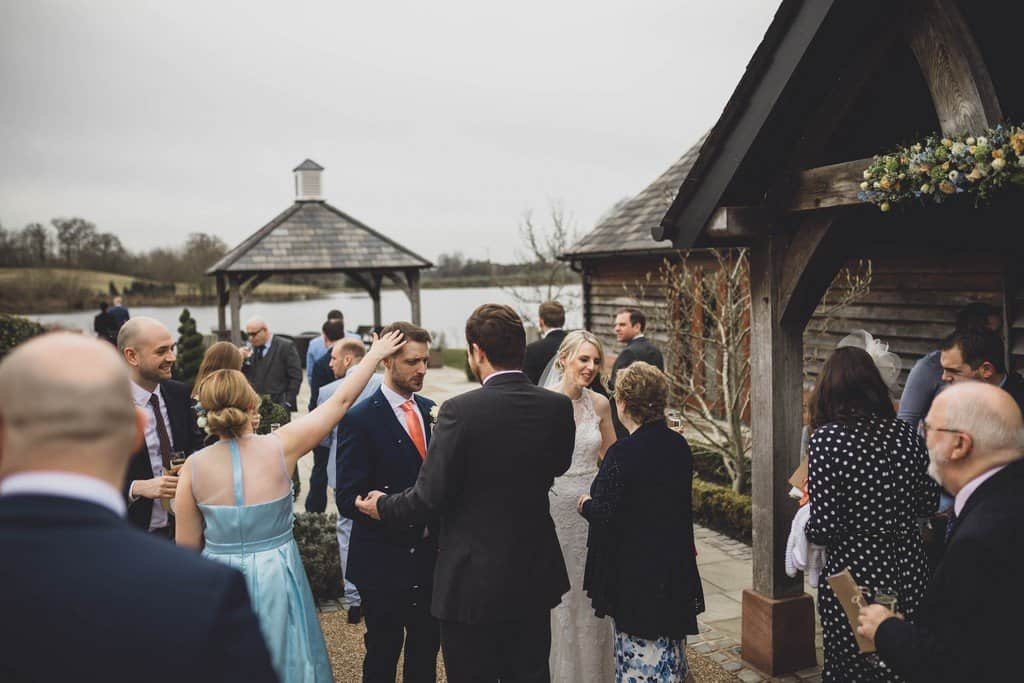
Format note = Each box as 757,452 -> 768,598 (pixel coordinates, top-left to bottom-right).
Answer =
0,1 -> 778,262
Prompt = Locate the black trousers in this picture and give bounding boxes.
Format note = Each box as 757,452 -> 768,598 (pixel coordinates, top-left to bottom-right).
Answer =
304,445 -> 330,513
361,588 -> 440,683
440,611 -> 551,683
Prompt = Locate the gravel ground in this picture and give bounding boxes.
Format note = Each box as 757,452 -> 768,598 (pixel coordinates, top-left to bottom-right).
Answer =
319,611 -> 739,682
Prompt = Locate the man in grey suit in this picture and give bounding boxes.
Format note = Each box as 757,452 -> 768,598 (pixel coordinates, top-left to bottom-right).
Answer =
609,307 -> 664,438
241,317 -> 302,411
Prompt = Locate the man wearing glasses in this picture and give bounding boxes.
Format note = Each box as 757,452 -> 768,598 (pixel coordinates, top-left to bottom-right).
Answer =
241,317 -> 302,411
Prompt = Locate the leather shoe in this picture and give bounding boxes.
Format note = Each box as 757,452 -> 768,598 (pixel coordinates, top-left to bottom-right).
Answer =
347,606 -> 362,624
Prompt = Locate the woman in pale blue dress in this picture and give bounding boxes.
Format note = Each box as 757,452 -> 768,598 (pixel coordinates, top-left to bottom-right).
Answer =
174,331 -> 405,683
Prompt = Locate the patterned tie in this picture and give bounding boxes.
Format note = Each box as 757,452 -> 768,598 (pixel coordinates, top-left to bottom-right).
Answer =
945,509 -> 957,543
148,393 -> 173,471
399,400 -> 427,460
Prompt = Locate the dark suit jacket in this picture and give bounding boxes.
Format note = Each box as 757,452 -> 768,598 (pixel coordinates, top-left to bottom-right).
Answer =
581,421 -> 701,640
377,372 -> 575,624
336,388 -> 437,605
523,329 -> 567,385
0,494 -> 277,683
875,459 -> 1024,682
609,336 -> 664,437
124,379 -> 204,530
307,349 -> 338,412
243,335 -> 302,409
1000,371 -> 1024,417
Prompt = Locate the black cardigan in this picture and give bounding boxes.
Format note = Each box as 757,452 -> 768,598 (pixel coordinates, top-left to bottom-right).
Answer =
581,420 -> 702,640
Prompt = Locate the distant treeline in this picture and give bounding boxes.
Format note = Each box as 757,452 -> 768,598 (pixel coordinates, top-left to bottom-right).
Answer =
0,218 -> 228,296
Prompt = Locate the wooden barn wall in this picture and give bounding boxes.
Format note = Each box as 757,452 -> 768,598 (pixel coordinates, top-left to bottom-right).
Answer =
583,251 -> 1013,398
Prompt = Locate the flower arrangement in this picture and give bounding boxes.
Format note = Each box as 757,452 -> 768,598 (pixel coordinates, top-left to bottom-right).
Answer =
857,123 -> 1024,211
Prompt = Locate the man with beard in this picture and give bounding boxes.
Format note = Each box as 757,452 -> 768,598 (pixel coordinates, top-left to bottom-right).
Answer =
119,317 -> 204,535
939,328 -> 1024,415
336,322 -> 440,681
857,382 -> 1024,682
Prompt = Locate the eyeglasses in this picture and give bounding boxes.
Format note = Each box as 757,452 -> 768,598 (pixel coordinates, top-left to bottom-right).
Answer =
245,327 -> 266,338
919,420 -> 963,438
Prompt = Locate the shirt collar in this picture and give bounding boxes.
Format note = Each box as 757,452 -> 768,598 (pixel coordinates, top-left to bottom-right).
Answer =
131,380 -> 161,407
381,381 -> 415,409
542,328 -> 563,339
482,370 -> 524,385
262,334 -> 274,350
954,464 -> 1007,517
0,472 -> 126,517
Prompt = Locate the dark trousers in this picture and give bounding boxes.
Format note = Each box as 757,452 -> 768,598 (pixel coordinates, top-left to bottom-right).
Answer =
304,445 -> 330,513
361,588 -> 440,683
440,611 -> 552,683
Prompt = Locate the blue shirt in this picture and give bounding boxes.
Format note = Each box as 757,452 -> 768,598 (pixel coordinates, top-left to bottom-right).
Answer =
897,350 -> 944,427
306,333 -> 362,385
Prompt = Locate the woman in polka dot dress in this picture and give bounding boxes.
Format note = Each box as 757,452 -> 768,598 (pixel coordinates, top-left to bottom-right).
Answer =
805,347 -> 939,682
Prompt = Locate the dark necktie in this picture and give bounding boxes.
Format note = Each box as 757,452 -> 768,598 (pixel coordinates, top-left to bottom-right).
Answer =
255,346 -> 266,361
148,393 -> 173,471
945,509 -> 957,543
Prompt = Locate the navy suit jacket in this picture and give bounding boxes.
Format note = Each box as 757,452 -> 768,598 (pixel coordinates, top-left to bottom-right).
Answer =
0,494 -> 277,683
335,388 -> 437,599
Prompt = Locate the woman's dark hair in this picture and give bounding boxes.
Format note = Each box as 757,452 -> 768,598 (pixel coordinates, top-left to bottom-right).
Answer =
809,346 -> 895,430
465,304 -> 526,370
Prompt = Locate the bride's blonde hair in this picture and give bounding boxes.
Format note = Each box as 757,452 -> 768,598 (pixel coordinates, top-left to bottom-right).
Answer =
554,330 -> 607,386
196,369 -> 261,438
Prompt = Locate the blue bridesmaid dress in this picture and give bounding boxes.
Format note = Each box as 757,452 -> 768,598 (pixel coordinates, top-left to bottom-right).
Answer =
199,439 -> 333,683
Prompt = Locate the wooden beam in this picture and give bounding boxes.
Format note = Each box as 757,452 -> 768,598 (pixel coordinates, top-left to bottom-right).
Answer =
906,0 -> 1003,136
788,158 -> 871,212
215,274 -> 227,339
779,214 -> 848,328
385,272 -> 412,298
228,275 -> 243,345
704,206 -> 770,239
372,274 -> 383,328
241,273 -> 272,299
407,270 -> 422,326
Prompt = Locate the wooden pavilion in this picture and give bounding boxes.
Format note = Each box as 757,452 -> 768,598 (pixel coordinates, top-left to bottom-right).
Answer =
207,160 -> 432,343
656,0 -> 1024,675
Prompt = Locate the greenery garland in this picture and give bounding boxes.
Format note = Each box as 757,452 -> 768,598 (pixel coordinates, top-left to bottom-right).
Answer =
858,123 -> 1024,211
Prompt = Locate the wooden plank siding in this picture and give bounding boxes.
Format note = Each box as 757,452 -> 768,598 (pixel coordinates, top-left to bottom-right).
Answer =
581,251 -> 1013,407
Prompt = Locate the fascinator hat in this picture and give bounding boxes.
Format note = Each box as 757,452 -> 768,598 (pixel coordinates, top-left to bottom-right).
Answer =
836,330 -> 901,391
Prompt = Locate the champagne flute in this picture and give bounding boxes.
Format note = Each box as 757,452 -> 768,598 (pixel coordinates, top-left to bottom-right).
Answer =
162,451 -> 187,514
665,408 -> 684,431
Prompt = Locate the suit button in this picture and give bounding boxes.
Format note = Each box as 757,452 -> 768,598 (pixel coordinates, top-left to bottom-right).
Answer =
412,602 -> 418,607
413,584 -> 420,589
409,547 -> 416,554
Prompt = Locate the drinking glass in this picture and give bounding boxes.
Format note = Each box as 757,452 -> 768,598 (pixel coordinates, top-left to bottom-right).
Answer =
874,590 -> 898,613
665,409 -> 684,431
167,451 -> 187,475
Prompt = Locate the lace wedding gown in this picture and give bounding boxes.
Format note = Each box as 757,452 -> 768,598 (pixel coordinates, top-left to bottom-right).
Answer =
549,388 -> 615,681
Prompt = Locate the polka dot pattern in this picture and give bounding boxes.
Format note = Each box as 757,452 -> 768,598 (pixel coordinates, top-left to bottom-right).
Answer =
805,416 -> 940,682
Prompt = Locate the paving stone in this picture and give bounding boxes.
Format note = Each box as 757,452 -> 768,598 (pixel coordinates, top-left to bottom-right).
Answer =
699,623 -> 712,633
771,676 -> 800,682
723,660 -> 744,672
692,642 -> 716,655
796,666 -> 821,678
710,651 -> 733,664
737,669 -> 766,683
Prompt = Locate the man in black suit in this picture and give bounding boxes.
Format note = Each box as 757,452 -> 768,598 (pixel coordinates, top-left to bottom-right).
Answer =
857,382 -> 1024,681
938,328 -> 1024,416
523,300 -> 567,385
609,307 -> 664,438
337,322 -> 440,682
242,317 -> 302,411
0,333 -> 277,683
118,317 -> 204,534
357,304 -> 575,683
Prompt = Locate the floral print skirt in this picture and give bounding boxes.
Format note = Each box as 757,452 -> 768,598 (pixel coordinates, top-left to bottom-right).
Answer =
613,622 -> 688,682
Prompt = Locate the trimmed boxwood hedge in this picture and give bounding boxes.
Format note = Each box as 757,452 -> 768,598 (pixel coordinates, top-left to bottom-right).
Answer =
293,512 -> 343,603
0,314 -> 47,360
692,478 -> 752,544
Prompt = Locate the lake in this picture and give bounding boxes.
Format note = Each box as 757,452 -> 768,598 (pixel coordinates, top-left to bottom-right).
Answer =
26,285 -> 584,347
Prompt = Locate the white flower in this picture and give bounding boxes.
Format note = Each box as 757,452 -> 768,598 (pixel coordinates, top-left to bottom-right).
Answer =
992,157 -> 1007,171
966,137 -> 976,145
863,169 -> 873,179
920,183 -> 931,193
860,181 -> 870,191
948,170 -> 960,181
873,181 -> 881,189
197,416 -> 207,428
880,201 -> 891,212
977,136 -> 988,146
429,405 -> 440,423
951,142 -> 966,155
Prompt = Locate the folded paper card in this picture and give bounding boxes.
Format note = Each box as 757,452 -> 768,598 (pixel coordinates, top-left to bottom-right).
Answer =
826,568 -> 875,653
788,458 -> 808,489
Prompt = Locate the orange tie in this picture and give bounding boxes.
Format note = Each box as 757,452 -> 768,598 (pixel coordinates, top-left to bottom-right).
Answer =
400,400 -> 427,460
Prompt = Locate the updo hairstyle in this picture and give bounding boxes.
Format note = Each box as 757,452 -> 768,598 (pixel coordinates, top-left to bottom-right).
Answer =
555,330 -> 606,385
196,369 -> 261,438
613,361 -> 669,425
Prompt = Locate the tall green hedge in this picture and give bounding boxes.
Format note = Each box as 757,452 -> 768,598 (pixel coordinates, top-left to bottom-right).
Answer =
293,512 -> 343,603
0,314 -> 47,360
692,478 -> 752,544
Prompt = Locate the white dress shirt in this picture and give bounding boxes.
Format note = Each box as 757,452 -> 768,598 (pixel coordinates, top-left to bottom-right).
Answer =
954,464 -> 1007,517
482,369 -> 524,385
542,327 -> 563,339
1,471 -> 126,517
130,380 -> 176,530
381,382 -> 426,440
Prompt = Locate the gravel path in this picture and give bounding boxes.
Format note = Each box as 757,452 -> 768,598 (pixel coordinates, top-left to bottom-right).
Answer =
319,611 -> 739,682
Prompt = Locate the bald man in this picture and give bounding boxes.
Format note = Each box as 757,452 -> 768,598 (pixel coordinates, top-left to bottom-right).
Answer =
119,317 -> 204,533
241,317 -> 302,411
857,382 -> 1024,682
0,334 -> 277,683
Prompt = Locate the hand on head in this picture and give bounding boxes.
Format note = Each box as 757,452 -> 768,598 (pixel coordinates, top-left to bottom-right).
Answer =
369,330 -> 406,360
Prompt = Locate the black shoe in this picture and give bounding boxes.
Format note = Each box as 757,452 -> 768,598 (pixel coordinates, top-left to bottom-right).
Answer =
347,606 -> 362,624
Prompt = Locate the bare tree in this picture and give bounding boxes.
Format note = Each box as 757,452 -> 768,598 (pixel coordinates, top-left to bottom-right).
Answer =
501,202 -> 580,324
803,259 -> 873,383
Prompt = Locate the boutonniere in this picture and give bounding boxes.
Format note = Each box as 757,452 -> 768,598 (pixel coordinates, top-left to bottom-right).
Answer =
428,405 -> 440,425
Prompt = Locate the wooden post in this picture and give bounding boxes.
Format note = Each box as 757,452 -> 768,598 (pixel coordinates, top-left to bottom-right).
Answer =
407,270 -> 422,326
229,275 -> 243,345
372,274 -> 383,328
741,214 -> 846,675
215,274 -> 227,340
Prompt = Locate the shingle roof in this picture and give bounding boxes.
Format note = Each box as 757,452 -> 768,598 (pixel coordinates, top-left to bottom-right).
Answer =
292,159 -> 325,172
206,201 -> 432,274
563,133 -> 707,259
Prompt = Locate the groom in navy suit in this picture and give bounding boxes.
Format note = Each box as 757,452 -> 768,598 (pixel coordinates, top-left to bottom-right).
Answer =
337,321 -> 441,682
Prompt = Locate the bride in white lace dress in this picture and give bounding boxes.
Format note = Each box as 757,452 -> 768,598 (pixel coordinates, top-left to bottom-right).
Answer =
543,330 -> 618,681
